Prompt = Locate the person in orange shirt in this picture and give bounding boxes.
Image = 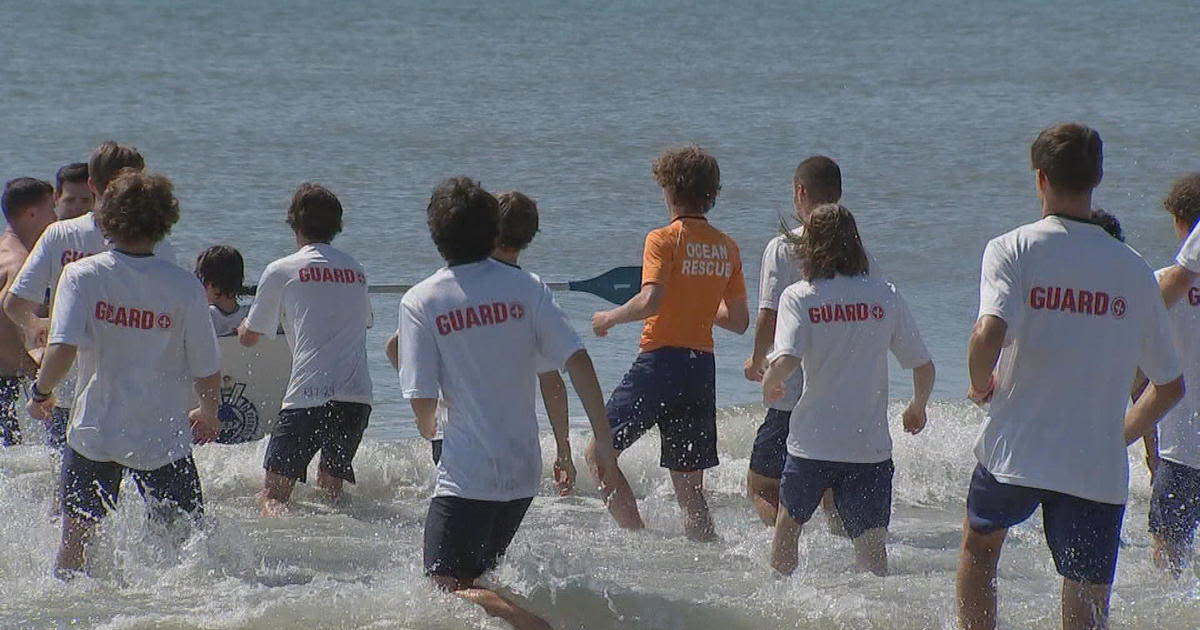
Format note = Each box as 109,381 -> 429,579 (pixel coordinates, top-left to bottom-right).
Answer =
587,146 -> 750,540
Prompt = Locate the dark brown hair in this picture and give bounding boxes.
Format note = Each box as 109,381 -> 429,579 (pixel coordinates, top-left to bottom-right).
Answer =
427,177 -> 499,263
789,203 -> 870,281
793,155 -> 842,204
652,145 -> 721,213
1030,123 -> 1103,194
195,245 -> 245,298
2,177 -> 53,222
495,190 -> 539,251
95,170 -> 179,245
1164,173 -> 1200,231
88,141 -> 145,194
287,183 -> 343,243
55,162 -> 89,193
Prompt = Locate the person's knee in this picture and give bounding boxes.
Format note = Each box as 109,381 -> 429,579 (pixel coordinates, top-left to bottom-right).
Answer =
961,523 -> 1006,563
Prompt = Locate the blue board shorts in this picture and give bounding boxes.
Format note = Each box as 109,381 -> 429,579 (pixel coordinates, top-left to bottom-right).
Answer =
424,495 -> 533,581
780,455 -> 893,539
606,347 -> 718,471
749,408 -> 791,479
967,464 -> 1125,585
1149,458 -> 1200,547
264,401 -> 371,484
61,447 -> 203,523
47,406 -> 69,449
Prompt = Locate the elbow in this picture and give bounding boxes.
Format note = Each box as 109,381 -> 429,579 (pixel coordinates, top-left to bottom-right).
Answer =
418,422 -> 437,440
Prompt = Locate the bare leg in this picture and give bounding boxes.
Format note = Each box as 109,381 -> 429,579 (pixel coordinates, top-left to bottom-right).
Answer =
1061,579 -> 1111,630
670,469 -> 716,542
821,489 -> 847,537
259,471 -> 296,517
1151,533 -> 1186,577
851,527 -> 888,576
433,576 -> 553,630
54,515 -> 95,578
585,438 -> 644,530
746,470 -> 780,527
956,521 -> 1007,630
316,467 -> 346,505
771,507 -> 804,576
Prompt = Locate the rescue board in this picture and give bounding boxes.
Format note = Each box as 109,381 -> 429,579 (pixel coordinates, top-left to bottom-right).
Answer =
216,334 -> 291,444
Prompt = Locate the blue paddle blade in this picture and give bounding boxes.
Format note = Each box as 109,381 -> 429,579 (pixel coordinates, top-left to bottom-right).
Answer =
567,266 -> 642,305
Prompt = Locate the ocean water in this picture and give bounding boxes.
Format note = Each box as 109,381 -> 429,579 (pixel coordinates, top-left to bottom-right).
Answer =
2,0 -> 1200,628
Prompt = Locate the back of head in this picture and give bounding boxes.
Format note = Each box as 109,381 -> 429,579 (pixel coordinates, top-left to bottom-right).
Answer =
793,155 -> 842,204
1030,123 -> 1103,194
287,183 -> 343,243
2,177 -> 54,223
495,190 -> 539,251
427,177 -> 499,263
652,145 -> 721,214
1089,209 -> 1124,242
55,162 -> 89,193
1165,173 -> 1200,232
88,141 -> 145,195
195,245 -> 245,297
95,170 -> 179,245
795,203 -> 870,281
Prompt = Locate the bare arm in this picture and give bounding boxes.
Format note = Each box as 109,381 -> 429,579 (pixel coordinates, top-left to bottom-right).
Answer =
539,370 -> 574,494
384,332 -> 399,370
902,361 -> 936,435
744,308 -> 777,381
3,292 -> 49,351
592,284 -> 663,336
410,398 -> 439,440
27,343 -> 76,420
236,321 -> 261,348
762,354 -> 801,403
190,371 -> 222,443
714,295 -> 750,334
563,350 -> 616,458
967,315 -> 1006,402
1125,375 -> 1184,445
1159,265 -> 1199,308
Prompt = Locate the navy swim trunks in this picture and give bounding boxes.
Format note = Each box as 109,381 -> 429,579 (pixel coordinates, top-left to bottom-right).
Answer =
423,495 -> 533,581
780,455 -> 893,539
1149,458 -> 1200,547
749,408 -> 790,479
61,447 -> 203,523
264,401 -> 371,483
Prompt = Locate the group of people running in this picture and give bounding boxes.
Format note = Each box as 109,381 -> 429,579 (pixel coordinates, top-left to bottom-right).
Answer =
0,122 -> 1198,630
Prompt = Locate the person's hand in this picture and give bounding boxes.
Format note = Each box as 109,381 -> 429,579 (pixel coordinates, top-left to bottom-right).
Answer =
967,373 -> 996,406
589,439 -> 619,481
189,407 -> 220,444
25,317 -> 49,350
592,311 -> 614,337
744,357 -> 765,382
763,377 -> 785,402
553,453 -> 576,496
26,392 -> 54,421
903,401 -> 928,435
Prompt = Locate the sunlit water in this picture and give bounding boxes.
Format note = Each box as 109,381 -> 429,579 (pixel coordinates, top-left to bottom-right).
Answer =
2,0 -> 1200,628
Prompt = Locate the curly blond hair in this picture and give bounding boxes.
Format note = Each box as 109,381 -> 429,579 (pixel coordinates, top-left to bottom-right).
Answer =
652,145 -> 720,213
96,170 -> 179,245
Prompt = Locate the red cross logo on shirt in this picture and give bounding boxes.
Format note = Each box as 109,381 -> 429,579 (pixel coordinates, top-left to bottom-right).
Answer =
509,302 -> 525,320
871,304 -> 885,320
1111,297 -> 1127,320
157,314 -> 173,329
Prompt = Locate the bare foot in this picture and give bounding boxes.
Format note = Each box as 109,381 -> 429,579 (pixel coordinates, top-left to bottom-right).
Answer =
258,493 -> 289,517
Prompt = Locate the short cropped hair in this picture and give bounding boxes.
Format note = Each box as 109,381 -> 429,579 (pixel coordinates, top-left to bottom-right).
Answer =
1164,173 -> 1200,231
652,146 -> 721,213
195,245 -> 245,298
1090,209 -> 1124,242
2,177 -> 53,222
88,141 -> 145,194
286,183 -> 343,243
55,162 -> 89,193
1030,123 -> 1103,194
495,191 -> 539,251
427,177 -> 499,263
95,171 -> 179,245
790,203 -> 870,281
793,155 -> 842,204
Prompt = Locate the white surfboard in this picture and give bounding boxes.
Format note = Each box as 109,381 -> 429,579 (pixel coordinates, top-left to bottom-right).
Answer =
216,335 -> 291,444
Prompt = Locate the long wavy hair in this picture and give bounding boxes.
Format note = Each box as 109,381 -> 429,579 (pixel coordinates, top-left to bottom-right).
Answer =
787,203 -> 869,281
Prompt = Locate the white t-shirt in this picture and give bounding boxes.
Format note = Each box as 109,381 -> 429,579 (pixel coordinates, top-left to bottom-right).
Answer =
9,213 -> 178,409
1154,267 -> 1200,469
975,216 -> 1181,505
243,243 -> 372,410
1175,221 -> 1200,272
209,303 -> 250,337
399,259 -> 584,502
770,275 -> 929,463
49,251 -> 220,470
758,227 -> 882,411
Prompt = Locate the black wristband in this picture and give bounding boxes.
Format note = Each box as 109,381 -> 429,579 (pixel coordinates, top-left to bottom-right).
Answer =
30,382 -> 52,403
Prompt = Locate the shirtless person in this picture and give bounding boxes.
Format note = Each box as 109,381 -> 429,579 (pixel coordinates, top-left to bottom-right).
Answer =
0,178 -> 57,445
